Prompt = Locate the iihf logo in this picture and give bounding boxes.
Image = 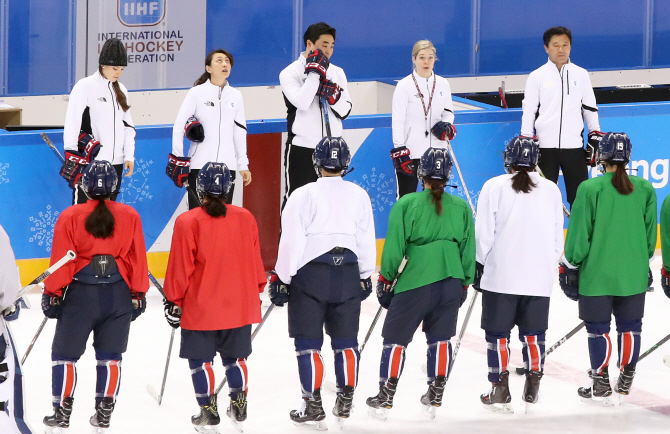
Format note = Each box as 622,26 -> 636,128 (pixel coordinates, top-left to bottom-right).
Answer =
118,0 -> 166,27
98,97 -> 107,102
205,101 -> 214,107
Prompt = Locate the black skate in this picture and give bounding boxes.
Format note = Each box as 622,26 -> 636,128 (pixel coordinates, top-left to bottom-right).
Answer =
332,385 -> 355,427
614,364 -> 636,404
192,395 -> 221,434
420,375 -> 447,419
578,367 -> 613,407
481,370 -> 513,414
290,389 -> 327,431
366,378 -> 398,422
43,397 -> 74,434
89,397 -> 115,433
226,391 -> 247,433
522,370 -> 543,414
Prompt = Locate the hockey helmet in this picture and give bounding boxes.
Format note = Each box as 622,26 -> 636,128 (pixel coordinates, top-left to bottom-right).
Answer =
503,136 -> 539,173
196,162 -> 232,202
418,147 -> 453,181
597,132 -> 631,169
81,160 -> 118,199
184,116 -> 205,142
313,136 -> 351,176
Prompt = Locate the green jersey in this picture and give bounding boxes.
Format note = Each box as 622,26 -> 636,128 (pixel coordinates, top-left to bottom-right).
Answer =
565,172 -> 657,297
380,189 -> 475,293
661,194 -> 670,271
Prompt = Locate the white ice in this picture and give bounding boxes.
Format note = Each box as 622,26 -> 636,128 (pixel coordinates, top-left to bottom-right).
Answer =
6,254 -> 670,434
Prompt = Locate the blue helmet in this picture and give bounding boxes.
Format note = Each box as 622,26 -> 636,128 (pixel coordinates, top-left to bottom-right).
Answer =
313,136 -> 351,176
197,162 -> 232,202
597,132 -> 631,169
503,136 -> 539,173
418,148 -> 453,181
81,160 -> 118,199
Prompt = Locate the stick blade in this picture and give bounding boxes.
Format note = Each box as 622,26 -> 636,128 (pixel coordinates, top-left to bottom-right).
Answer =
146,384 -> 162,405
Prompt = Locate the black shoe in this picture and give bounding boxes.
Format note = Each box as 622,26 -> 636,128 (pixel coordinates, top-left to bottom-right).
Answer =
226,391 -> 247,422
420,376 -> 447,407
44,397 -> 74,429
333,385 -> 355,418
615,364 -> 636,395
89,397 -> 115,429
290,389 -> 326,427
578,367 -> 612,399
481,371 -> 512,406
192,395 -> 220,427
523,370 -> 543,404
366,378 -> 398,409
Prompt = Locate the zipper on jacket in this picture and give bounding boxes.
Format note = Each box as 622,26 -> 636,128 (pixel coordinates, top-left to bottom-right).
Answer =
558,65 -> 565,150
216,86 -> 222,162
567,70 -> 570,95
108,82 -> 117,162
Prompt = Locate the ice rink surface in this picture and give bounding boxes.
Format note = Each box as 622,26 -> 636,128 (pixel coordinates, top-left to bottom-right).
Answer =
6,254 -> 670,434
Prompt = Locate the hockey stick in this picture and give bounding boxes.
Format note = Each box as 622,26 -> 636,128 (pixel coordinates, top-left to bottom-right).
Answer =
319,97 -> 332,137
514,321 -> 585,375
498,81 -> 508,109
214,304 -> 275,395
638,332 -> 670,363
445,140 -> 476,219
40,132 -> 65,163
450,291 -> 478,373
359,256 -> 409,355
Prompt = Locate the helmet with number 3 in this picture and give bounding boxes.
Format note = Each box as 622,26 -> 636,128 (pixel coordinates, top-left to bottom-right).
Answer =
196,162 -> 232,203
81,160 -> 118,199
597,132 -> 632,170
503,136 -> 539,174
419,147 -> 453,181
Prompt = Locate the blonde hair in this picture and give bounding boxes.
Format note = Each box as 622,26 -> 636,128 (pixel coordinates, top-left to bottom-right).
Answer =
412,40 -> 437,59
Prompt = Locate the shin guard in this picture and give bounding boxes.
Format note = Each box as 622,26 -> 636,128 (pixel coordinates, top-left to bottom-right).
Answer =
295,338 -> 325,399
426,337 -> 452,383
485,332 -> 510,383
189,359 -> 216,406
520,331 -> 546,373
585,322 -> 612,375
379,341 -> 406,385
51,354 -> 78,407
332,338 -> 360,392
95,351 -> 122,404
616,319 -> 642,370
222,357 -> 249,395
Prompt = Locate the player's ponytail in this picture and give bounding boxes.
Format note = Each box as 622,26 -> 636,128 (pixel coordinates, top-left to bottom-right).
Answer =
202,194 -> 227,218
511,167 -> 537,194
610,162 -> 634,195
85,199 -> 116,239
98,66 -> 130,112
423,177 -> 447,216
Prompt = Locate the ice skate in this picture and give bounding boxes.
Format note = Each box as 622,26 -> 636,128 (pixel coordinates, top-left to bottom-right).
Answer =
420,375 -> 446,419
289,389 -> 327,431
614,364 -> 636,405
226,391 -> 247,433
578,368 -> 613,407
88,397 -> 115,433
332,385 -> 354,428
43,397 -> 74,433
522,370 -> 543,414
192,395 -> 221,434
366,378 -> 398,422
481,371 -> 513,414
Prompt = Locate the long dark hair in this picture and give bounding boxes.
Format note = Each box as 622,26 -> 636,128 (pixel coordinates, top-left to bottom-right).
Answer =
511,167 -> 537,193
98,66 -> 130,112
201,194 -> 227,217
422,177 -> 447,216
610,162 -> 634,195
85,199 -> 115,239
194,49 -> 235,86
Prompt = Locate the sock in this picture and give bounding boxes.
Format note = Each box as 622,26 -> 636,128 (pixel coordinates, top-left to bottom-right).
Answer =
616,319 -> 642,370
332,338 -> 359,392
95,350 -> 122,404
189,358 -> 215,406
380,341 -> 406,385
426,336 -> 451,383
51,353 -> 78,407
585,321 -> 612,375
520,330 -> 546,373
485,331 -> 510,383
295,338 -> 325,399
222,357 -> 248,396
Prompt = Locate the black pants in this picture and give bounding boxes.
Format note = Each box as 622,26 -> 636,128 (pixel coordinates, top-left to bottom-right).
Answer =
396,158 -> 420,199
538,148 -> 588,208
282,141 -> 318,211
187,169 -> 236,209
72,164 -> 123,205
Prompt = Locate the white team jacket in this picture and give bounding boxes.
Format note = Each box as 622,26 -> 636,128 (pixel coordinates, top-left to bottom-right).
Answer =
521,59 -> 600,149
63,71 -> 136,165
172,80 -> 248,171
275,176 -> 376,284
0,225 -> 20,312
279,54 -> 352,149
475,173 -> 564,297
392,72 -> 455,158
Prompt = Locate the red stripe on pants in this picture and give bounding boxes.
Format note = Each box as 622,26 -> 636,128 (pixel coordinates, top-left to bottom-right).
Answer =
106,362 -> 119,397
313,353 -> 324,390
390,346 -> 403,378
438,343 -> 448,377
345,349 -> 356,387
205,363 -> 215,396
63,363 -> 75,398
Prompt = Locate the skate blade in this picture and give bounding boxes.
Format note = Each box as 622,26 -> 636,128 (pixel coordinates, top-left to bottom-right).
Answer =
91,427 -> 108,434
335,416 -> 346,429
292,420 -> 328,431
44,426 -> 68,434
421,405 -> 436,419
482,403 -> 514,414
228,418 -> 244,433
579,396 -> 614,407
367,406 -> 389,421
194,425 -> 221,434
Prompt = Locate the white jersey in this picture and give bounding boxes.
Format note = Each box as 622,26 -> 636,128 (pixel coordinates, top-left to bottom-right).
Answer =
279,54 -> 352,149
475,173 -> 564,296
275,176 -> 376,284
172,80 -> 248,171
63,71 -> 136,165
521,59 -> 600,149
392,71 -> 454,158
0,224 -> 20,312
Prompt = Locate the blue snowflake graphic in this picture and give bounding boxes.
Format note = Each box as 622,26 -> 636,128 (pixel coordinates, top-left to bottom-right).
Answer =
29,205 -> 60,253
119,158 -> 153,204
352,167 -> 396,212
0,163 -> 9,184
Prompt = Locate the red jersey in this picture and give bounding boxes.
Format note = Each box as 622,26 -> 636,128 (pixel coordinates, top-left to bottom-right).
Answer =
163,205 -> 266,330
45,200 -> 149,296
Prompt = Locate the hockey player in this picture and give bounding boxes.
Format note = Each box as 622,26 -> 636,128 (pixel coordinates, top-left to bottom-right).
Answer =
269,137 -> 375,429
474,137 -> 564,413
521,26 -> 603,208
561,132 -> 657,405
279,22 -> 353,209
42,161 -> 149,433
162,162 -> 266,433
167,49 -> 251,209
367,147 -> 475,421
61,38 -> 136,205
391,40 -> 456,199
662,194 -> 670,298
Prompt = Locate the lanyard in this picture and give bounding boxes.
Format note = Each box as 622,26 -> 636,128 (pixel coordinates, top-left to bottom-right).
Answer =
411,71 -> 436,137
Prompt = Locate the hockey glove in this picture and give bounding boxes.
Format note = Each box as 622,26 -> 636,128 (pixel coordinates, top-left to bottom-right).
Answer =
60,151 -> 88,188
268,271 -> 289,307
164,300 -> 182,328
166,153 -> 190,188
77,133 -> 102,161
184,116 -> 205,142
431,121 -> 457,141
317,78 -> 342,105
661,267 -> 670,298
360,277 -> 373,301
376,274 -> 394,309
460,286 -> 468,307
390,146 -> 416,177
41,293 -> 64,319
305,49 -> 329,80
586,131 -> 604,167
558,263 -> 579,301
131,293 -> 146,322
473,262 -> 484,292
2,301 -> 21,322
